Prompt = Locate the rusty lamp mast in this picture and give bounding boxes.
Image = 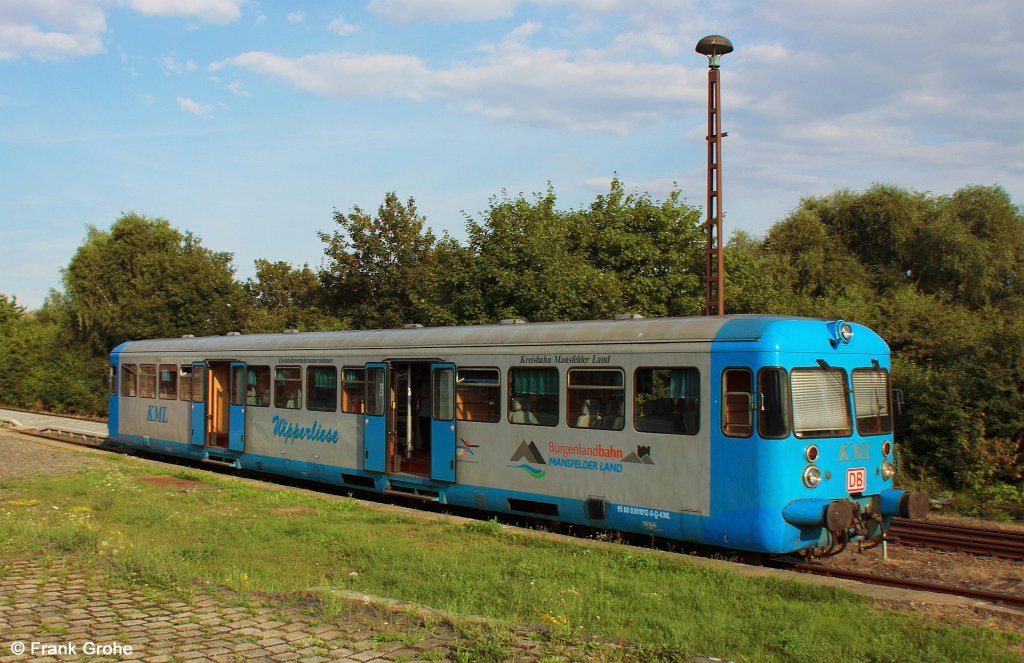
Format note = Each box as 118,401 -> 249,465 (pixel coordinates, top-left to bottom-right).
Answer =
696,35 -> 733,316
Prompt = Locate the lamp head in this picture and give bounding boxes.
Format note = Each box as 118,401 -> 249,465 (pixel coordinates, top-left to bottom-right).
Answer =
695,35 -> 733,68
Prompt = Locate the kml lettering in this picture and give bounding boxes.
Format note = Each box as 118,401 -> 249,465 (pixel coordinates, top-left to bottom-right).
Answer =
146,406 -> 168,423
838,443 -> 869,462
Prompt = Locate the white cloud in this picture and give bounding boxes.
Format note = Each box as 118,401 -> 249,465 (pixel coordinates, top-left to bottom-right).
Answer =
327,15 -> 358,37
211,21 -> 702,133
128,0 -> 244,24
176,96 -> 216,117
287,11 -> 305,24
211,51 -> 431,99
368,0 -> 519,22
0,0 -> 248,61
157,53 -> 197,75
0,1 -> 107,60
226,80 -> 250,96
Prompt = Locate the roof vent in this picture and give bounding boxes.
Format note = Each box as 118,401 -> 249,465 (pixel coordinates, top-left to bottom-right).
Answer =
614,313 -> 645,320
283,329 -> 300,334
226,331 -> 242,336
500,318 -> 527,325
402,323 -> 424,329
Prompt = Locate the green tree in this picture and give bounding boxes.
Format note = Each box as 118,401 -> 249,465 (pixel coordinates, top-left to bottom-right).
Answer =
319,193 -> 437,329
243,259 -> 339,333
568,179 -> 704,317
418,234 -> 488,326
463,186 -> 618,323
63,213 -> 246,352
0,292 -> 106,415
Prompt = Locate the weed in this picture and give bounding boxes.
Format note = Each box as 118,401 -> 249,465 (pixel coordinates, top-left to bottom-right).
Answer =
452,624 -> 514,663
371,629 -> 421,646
461,518 -> 504,537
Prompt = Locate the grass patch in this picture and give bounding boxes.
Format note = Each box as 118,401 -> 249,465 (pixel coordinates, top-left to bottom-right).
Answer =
1,456 -> 1021,662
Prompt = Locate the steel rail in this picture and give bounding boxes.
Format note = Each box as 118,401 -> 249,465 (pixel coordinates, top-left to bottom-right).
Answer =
889,518 -> 1024,561
773,561 -> 1024,610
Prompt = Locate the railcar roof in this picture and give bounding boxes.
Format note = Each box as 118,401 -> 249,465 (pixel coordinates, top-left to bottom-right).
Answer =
112,315 -> 880,355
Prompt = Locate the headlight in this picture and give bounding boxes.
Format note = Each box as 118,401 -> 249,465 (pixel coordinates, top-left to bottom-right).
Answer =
827,319 -> 854,347
881,459 -> 895,480
803,465 -> 822,488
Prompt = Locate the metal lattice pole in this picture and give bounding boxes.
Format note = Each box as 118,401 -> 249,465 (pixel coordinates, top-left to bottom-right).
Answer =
696,35 -> 733,316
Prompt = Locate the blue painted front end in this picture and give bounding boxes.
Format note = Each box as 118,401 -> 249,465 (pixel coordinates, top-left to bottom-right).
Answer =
703,318 -> 901,553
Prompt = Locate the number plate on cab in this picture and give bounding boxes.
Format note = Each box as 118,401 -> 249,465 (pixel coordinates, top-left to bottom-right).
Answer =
846,467 -> 866,493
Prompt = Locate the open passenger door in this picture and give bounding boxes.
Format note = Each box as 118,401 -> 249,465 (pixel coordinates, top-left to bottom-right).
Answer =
228,361 -> 246,452
430,363 -> 456,482
363,362 -> 388,472
190,361 -> 206,446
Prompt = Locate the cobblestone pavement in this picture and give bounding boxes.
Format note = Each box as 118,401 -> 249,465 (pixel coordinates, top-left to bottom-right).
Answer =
0,429 -> 101,480
0,556 -> 484,663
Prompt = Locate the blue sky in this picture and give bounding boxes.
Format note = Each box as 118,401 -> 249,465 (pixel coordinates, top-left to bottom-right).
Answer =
2,0 -> 1022,309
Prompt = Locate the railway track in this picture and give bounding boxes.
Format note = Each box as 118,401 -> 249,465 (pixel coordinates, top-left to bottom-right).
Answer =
888,517 -> 1024,560
5,411 -> 1024,614
772,560 -> 1024,610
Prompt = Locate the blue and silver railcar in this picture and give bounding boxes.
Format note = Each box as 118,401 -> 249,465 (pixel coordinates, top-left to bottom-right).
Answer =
107,315 -> 927,554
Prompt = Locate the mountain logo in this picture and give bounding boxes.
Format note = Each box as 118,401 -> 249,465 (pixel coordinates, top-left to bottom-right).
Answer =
509,440 -> 547,478
509,440 -> 546,465
622,445 -> 655,465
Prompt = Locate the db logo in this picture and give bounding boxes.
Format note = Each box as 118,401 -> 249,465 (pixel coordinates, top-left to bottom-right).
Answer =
846,467 -> 866,493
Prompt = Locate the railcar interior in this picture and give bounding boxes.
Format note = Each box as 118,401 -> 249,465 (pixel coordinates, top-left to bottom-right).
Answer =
107,315 -> 928,555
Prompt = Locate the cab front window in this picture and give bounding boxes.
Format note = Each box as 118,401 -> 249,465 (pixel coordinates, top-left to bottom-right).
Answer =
852,367 -> 892,435
791,366 -> 852,438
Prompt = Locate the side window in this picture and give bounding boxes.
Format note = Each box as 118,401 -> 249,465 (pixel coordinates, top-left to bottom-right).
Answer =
635,367 -> 700,435
432,367 -> 455,421
508,367 -> 558,426
365,366 -> 386,416
246,366 -> 271,407
230,364 -> 247,407
121,364 -> 138,397
179,366 -> 193,401
307,365 -> 338,412
341,368 -> 365,413
757,368 -> 791,438
852,367 -> 892,436
139,364 -> 157,399
456,368 -> 500,422
275,366 -> 302,409
192,365 -> 205,403
159,364 -> 177,400
722,368 -> 753,437
567,368 -> 625,430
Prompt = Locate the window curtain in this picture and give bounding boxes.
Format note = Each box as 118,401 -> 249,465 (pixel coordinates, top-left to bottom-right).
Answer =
513,368 -> 558,395
670,368 -> 699,399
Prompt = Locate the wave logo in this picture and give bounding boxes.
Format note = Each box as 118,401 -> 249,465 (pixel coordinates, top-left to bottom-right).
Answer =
457,438 -> 479,456
508,440 -> 546,478
509,464 -> 547,479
